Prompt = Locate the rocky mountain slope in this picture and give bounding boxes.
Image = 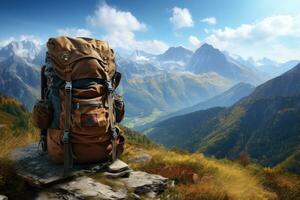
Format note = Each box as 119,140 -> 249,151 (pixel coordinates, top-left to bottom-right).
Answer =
157,46 -> 193,63
0,40 -> 42,110
186,43 -> 262,84
0,55 -> 40,110
147,63 -> 300,174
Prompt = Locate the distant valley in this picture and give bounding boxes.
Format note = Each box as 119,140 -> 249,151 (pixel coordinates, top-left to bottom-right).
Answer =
137,82 -> 255,131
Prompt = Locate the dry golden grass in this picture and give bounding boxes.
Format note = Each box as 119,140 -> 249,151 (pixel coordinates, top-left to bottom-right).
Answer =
0,124 -> 298,200
177,183 -> 229,200
0,129 -> 38,199
0,130 -> 38,158
262,169 -> 300,200
123,144 -> 278,200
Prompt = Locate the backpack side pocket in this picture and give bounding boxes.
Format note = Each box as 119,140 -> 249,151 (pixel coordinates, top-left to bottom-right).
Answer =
114,94 -> 125,123
32,100 -> 53,129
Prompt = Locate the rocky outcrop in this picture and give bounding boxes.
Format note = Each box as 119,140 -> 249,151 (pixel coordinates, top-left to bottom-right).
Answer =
10,144 -> 169,200
37,171 -> 168,200
39,176 -> 127,200
123,171 -> 168,195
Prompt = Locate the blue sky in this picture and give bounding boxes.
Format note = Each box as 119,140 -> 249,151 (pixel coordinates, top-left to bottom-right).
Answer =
0,0 -> 300,61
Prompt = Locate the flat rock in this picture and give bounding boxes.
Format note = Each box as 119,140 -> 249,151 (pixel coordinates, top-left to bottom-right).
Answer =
36,171 -> 169,199
11,144 -> 170,199
36,176 -> 127,200
104,169 -> 133,178
9,144 -> 111,186
122,171 -> 168,195
108,159 -> 130,173
0,195 -> 8,200
57,176 -> 127,200
36,190 -> 78,200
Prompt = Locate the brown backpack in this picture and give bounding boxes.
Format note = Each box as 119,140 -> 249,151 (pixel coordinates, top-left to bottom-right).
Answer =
32,36 -> 125,175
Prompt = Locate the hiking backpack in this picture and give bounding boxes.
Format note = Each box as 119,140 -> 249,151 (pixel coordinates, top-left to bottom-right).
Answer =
32,36 -> 125,175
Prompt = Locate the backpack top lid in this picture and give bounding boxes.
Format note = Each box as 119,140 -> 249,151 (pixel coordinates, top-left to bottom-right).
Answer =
46,36 -> 116,81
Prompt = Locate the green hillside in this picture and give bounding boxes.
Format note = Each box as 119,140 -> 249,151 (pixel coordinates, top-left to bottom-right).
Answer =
147,63 -> 300,174
275,149 -> 300,174
146,107 -> 225,151
200,95 -> 300,168
0,94 -> 31,134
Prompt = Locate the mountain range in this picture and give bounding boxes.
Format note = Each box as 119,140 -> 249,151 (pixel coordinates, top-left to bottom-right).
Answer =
0,38 -> 298,128
146,62 -> 300,174
234,55 -> 300,80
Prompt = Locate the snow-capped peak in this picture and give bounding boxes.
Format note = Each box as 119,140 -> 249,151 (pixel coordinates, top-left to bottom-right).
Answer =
0,38 -> 42,61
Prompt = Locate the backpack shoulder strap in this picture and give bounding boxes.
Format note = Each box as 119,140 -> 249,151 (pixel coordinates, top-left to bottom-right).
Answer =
106,81 -> 118,161
63,66 -> 73,176
38,65 -> 48,153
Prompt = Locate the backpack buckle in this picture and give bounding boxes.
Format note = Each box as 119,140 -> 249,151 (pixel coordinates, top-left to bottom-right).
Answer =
112,128 -> 118,139
63,130 -> 70,143
65,81 -> 72,91
106,80 -> 114,93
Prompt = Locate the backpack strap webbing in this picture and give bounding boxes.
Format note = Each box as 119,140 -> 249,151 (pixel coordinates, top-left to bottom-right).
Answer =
63,66 -> 73,176
106,80 -> 118,162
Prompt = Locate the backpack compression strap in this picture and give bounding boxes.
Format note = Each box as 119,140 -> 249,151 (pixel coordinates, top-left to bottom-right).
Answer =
63,65 -> 74,176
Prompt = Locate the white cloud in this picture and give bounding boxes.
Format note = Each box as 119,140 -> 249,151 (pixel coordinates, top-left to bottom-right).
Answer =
57,28 -> 92,37
204,15 -> 300,62
189,35 -> 201,47
135,40 -> 169,54
201,17 -> 217,25
87,3 -> 147,32
86,3 -> 168,54
170,7 -> 194,29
